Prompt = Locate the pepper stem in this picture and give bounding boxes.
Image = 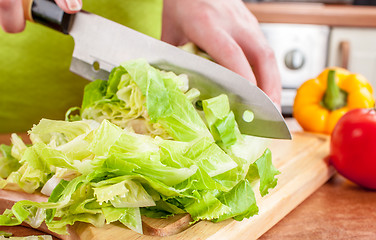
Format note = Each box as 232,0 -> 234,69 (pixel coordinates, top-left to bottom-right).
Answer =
322,70 -> 348,111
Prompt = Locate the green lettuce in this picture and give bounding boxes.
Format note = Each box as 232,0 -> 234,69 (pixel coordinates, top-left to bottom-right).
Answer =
0,144 -> 21,179
0,59 -> 281,235
202,94 -> 240,147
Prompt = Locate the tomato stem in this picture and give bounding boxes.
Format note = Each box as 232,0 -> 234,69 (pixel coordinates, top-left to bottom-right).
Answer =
322,70 -> 348,111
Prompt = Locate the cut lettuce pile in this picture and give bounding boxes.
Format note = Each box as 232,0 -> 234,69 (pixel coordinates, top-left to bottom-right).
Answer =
0,59 -> 279,235
0,231 -> 52,240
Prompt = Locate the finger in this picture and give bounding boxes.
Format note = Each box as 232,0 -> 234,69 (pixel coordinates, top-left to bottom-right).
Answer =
0,0 -> 25,33
191,27 -> 257,85
54,0 -> 82,14
236,24 -> 282,106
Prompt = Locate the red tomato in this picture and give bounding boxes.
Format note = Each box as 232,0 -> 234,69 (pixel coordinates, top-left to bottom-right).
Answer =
330,108 -> 376,190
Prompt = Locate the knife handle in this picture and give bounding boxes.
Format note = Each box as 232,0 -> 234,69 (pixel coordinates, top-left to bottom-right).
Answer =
22,0 -> 72,34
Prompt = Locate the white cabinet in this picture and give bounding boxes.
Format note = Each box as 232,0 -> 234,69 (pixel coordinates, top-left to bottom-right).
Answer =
261,23 -> 330,115
328,27 -> 376,98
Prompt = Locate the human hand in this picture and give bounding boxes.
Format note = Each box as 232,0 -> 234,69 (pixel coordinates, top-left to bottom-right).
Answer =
0,0 -> 82,33
161,0 -> 281,107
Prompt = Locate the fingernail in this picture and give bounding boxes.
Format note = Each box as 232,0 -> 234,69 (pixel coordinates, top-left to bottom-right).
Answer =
66,0 -> 81,11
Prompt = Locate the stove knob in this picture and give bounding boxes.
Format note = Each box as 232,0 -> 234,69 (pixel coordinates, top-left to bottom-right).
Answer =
284,49 -> 305,70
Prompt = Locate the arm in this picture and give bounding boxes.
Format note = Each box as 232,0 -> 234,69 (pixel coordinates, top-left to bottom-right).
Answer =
161,0 -> 281,106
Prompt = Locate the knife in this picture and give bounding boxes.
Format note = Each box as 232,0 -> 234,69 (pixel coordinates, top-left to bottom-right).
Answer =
22,0 -> 291,139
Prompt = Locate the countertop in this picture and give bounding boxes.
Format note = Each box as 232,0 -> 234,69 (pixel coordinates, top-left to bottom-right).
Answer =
0,119 -> 376,239
260,174 -> 376,239
246,2 -> 376,28
261,119 -> 376,239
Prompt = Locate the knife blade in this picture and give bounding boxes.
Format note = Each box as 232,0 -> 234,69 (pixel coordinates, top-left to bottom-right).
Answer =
23,0 -> 291,139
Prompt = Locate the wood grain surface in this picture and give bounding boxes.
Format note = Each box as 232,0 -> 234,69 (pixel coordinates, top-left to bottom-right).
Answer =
246,3 -> 376,28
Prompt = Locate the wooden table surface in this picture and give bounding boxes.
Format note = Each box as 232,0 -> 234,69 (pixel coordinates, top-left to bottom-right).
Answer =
1,119 -> 376,239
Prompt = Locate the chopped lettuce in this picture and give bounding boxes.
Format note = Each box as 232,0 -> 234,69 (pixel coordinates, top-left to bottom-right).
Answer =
0,144 -> 21,179
93,179 -> 155,208
202,94 -> 240,147
0,59 -> 280,235
0,234 -> 53,240
184,191 -> 231,223
102,206 -> 142,234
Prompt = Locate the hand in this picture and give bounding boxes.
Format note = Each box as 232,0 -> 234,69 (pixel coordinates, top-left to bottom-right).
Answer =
162,0 -> 281,106
0,0 -> 82,33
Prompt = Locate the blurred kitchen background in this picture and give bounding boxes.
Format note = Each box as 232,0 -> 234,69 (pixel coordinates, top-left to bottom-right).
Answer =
242,0 -> 376,116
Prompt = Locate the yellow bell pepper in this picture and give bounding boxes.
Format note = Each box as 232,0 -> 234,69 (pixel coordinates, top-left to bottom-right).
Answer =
293,67 -> 375,134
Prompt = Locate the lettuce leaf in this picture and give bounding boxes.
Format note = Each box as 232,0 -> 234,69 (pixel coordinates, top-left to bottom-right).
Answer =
247,148 -> 280,197
121,59 -> 212,142
93,179 -> 155,208
202,94 -> 241,147
102,206 -> 142,234
0,144 -> 21,179
184,191 -> 231,223
215,179 -> 258,222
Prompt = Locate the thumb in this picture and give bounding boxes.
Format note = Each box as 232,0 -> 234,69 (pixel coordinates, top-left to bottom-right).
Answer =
54,0 -> 82,14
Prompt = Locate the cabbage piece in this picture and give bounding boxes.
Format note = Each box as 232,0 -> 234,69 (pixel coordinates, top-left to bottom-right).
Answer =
140,200 -> 185,219
10,133 -> 27,161
190,142 -> 237,177
107,153 -> 198,186
109,128 -> 160,155
174,167 -> 230,192
202,94 -> 241,147
102,207 -> 143,234
215,179 -> 258,222
212,135 -> 270,190
184,191 -> 231,223
120,60 -> 172,122
0,235 -> 52,240
2,163 -> 47,193
89,119 -> 123,156
81,59 -> 213,141
93,179 -> 155,208
0,231 -> 12,237
157,138 -> 192,168
28,143 -> 75,170
247,148 -> 280,197
55,134 -> 92,161
29,119 -> 95,146
80,65 -> 163,137
157,136 -> 232,174
0,176 -> 100,234
48,213 -> 105,235
0,144 -> 21,179
121,59 -> 212,141
88,175 -> 188,199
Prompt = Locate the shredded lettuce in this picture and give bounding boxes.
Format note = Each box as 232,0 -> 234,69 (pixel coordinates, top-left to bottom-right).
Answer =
0,234 -> 52,240
0,59 -> 280,235
0,144 -> 21,179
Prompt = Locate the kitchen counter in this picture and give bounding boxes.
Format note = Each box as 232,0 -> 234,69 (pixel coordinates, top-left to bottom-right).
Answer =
246,2 -> 376,28
260,174 -> 376,239
259,118 -> 376,239
0,119 -> 376,239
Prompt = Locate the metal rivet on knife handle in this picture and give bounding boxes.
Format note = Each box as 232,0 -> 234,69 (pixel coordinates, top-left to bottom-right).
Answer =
22,0 -> 73,34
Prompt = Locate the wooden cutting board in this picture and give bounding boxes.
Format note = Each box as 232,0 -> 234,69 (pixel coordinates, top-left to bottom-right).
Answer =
0,131 -> 335,240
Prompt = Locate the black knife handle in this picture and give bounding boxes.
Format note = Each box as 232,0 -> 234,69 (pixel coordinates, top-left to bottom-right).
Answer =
22,0 -> 73,34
